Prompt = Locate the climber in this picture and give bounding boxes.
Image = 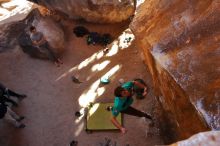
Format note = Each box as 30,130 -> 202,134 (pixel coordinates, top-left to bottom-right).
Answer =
29,26 -> 63,67
110,79 -> 153,134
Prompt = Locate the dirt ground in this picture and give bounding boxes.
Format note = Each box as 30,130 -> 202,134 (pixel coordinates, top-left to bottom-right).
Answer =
0,19 -> 163,146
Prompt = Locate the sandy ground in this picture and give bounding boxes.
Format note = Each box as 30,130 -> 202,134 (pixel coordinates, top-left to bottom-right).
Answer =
0,19 -> 163,146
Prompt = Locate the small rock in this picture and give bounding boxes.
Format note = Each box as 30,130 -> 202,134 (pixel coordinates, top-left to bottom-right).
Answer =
71,76 -> 82,84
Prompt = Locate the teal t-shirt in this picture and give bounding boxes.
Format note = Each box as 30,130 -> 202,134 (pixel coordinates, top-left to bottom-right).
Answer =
112,81 -> 134,117
122,81 -> 134,91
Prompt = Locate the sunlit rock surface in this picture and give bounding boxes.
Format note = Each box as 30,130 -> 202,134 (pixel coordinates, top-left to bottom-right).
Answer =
0,0 -> 36,52
170,131 -> 220,146
130,0 -> 219,143
28,0 -> 135,23
0,0 -> 34,25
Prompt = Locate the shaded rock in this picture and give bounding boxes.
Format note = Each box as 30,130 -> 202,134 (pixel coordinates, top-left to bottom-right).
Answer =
16,8 -> 65,59
0,21 -> 26,52
130,0 -> 219,143
18,31 -> 48,59
28,0 -> 135,23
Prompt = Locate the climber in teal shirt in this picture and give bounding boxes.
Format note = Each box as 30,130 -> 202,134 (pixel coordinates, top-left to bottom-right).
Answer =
111,79 -> 152,134
111,81 -> 134,117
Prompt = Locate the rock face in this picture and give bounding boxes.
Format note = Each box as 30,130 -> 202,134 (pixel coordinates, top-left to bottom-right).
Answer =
0,0 -> 35,53
18,9 -> 65,59
170,131 -> 220,146
28,0 -> 135,23
130,0 -> 219,143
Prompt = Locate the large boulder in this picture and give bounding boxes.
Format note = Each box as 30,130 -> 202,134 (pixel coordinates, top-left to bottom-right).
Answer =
32,16 -> 65,54
18,9 -> 65,59
130,0 -> 219,144
0,21 -> 26,52
0,7 -> 65,59
28,0 -> 135,23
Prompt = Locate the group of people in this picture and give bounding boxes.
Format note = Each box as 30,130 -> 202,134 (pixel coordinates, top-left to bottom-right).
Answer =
0,26 -> 64,129
0,78 -> 153,132
0,83 -> 27,128
1,25 -> 153,133
0,77 -> 153,132
30,25 -> 154,134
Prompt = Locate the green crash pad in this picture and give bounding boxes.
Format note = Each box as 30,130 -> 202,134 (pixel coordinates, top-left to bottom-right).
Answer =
86,103 -> 122,130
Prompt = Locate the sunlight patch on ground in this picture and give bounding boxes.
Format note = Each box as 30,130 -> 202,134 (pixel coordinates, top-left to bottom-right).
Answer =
97,87 -> 105,96
106,28 -> 134,56
55,50 -> 104,81
78,80 -> 102,107
106,42 -> 119,56
74,122 -> 84,136
91,60 -> 110,72
74,108 -> 87,124
118,29 -> 135,49
56,29 -> 134,81
74,114 -> 84,124
88,103 -> 100,117
78,65 -> 121,107
0,0 -> 34,24
78,51 -> 104,70
100,64 -> 121,79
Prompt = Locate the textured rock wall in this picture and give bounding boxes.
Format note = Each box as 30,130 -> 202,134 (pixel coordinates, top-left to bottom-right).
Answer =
28,0 -> 135,23
170,131 -> 220,146
130,0 -> 219,143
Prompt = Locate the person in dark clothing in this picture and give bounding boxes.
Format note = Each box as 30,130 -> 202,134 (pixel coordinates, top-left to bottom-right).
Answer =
110,79 -> 152,134
0,90 -> 18,107
0,103 -> 25,128
0,103 -> 7,119
0,82 -> 26,107
29,26 -> 63,67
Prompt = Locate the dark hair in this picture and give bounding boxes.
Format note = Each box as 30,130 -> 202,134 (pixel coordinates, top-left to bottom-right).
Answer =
114,86 -> 125,97
0,89 -> 4,97
29,26 -> 36,32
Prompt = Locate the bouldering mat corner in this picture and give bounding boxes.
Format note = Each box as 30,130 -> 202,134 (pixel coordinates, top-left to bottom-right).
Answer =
86,103 -> 122,131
